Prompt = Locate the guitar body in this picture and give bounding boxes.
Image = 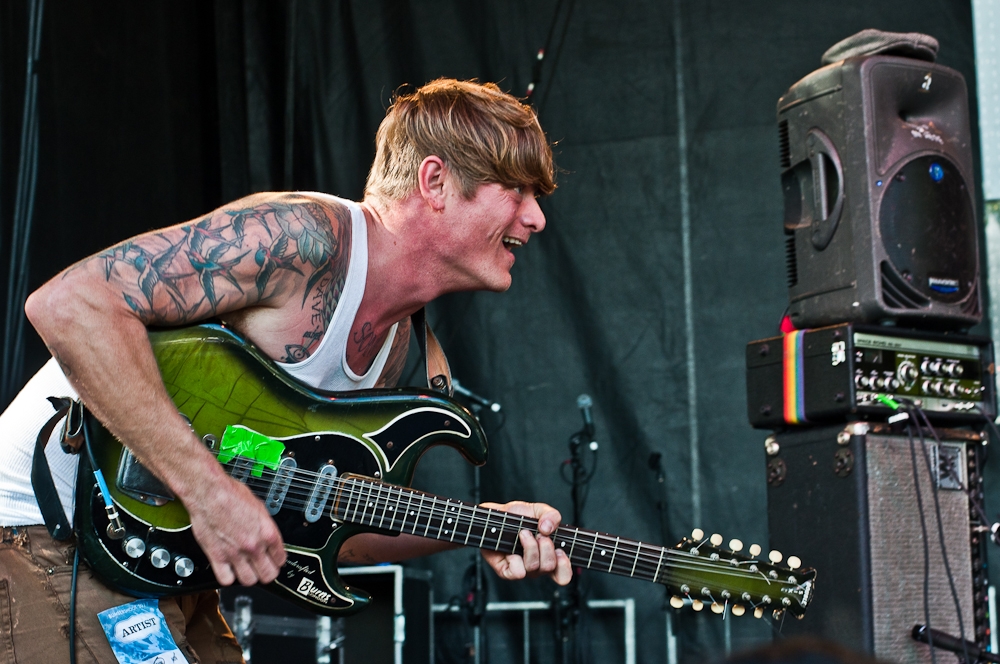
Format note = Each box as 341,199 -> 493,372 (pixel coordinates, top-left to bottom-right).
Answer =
76,324 -> 488,616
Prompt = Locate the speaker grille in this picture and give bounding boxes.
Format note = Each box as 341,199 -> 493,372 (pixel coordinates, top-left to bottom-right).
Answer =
866,434 -> 975,663
961,280 -> 981,318
880,261 -> 930,310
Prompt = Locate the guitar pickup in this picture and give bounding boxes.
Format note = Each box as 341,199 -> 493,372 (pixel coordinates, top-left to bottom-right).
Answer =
115,448 -> 175,506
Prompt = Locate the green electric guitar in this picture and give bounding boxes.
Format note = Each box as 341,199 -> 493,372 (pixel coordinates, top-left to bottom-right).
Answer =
76,324 -> 815,620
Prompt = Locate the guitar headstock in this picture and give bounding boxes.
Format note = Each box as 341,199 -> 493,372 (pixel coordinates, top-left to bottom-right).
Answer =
660,529 -> 816,620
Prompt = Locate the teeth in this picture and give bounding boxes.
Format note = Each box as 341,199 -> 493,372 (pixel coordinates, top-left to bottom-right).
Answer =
503,237 -> 523,248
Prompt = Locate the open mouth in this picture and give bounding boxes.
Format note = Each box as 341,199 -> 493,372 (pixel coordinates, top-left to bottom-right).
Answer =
502,236 -> 523,250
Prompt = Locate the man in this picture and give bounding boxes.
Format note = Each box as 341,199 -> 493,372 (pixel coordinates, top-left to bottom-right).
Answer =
0,78 -> 571,663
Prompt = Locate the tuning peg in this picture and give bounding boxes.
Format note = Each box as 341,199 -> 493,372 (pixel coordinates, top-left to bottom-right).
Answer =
691,528 -> 705,540
710,533 -> 723,546
749,544 -> 762,557
710,602 -> 724,614
787,555 -> 801,570
670,596 -> 685,609
732,604 -> 746,617
729,538 -> 743,552
773,609 -> 784,620
753,607 -> 764,619
769,550 -> 783,564
691,599 -> 704,612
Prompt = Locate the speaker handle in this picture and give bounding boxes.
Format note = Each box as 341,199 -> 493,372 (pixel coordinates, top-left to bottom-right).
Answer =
807,129 -> 845,251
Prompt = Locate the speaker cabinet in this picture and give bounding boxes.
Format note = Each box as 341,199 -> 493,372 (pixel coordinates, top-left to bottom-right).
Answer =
220,564 -> 432,664
779,55 -> 981,329
766,423 -> 988,662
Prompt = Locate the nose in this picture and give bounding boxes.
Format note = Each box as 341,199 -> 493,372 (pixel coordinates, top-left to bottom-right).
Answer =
521,195 -> 546,233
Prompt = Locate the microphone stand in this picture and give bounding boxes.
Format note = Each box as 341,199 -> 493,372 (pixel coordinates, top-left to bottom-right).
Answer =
555,426 -> 598,664
450,380 -> 499,664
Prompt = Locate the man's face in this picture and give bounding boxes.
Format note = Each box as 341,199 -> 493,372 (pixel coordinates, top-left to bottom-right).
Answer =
442,181 -> 546,292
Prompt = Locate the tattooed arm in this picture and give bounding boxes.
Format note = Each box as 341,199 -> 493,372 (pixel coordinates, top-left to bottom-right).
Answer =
25,192 -> 352,587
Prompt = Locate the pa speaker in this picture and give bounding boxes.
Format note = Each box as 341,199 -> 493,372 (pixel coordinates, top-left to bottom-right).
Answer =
766,423 -> 988,661
779,54 -> 981,329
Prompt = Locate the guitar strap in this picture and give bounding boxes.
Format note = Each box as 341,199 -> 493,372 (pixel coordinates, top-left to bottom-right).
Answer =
30,396 -> 83,540
411,308 -> 453,396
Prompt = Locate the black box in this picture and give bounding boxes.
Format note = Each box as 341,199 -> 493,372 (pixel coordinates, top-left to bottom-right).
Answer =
746,323 -> 995,429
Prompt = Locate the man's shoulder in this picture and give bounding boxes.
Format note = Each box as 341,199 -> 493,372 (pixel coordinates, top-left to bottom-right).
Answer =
238,191 -> 359,229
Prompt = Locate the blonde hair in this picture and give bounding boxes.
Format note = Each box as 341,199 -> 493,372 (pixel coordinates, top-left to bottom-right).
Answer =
364,79 -> 556,201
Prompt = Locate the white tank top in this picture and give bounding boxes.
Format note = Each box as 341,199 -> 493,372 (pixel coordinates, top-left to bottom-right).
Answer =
274,193 -> 398,390
0,192 -> 396,526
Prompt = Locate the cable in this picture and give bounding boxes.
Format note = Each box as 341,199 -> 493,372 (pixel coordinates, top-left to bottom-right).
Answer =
912,406 -> 972,663
904,410 -> 937,664
68,545 -> 80,664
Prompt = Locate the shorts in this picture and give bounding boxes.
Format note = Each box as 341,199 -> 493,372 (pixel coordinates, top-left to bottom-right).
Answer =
0,525 -> 245,664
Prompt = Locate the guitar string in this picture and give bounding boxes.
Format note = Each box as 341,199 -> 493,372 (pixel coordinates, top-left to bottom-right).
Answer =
234,467 -> 795,584
132,451 -> 800,590
226,469 -> 799,589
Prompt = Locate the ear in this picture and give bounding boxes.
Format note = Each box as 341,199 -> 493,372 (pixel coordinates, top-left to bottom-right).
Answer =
417,156 -> 448,212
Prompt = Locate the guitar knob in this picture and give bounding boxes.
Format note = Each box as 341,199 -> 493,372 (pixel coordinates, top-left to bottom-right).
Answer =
769,550 -> 783,564
691,599 -> 704,612
710,533 -> 723,546
729,539 -> 743,552
753,607 -> 765,619
787,555 -> 801,570
122,536 -> 146,559
174,556 -> 195,578
691,528 -> 704,540
749,544 -> 762,557
149,547 -> 171,569
732,604 -> 746,616
669,596 -> 685,609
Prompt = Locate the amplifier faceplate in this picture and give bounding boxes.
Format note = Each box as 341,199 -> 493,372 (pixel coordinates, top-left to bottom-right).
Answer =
747,324 -> 996,429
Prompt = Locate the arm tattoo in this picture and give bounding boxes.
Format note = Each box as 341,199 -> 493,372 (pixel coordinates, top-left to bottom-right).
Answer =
74,196 -> 352,351
339,546 -> 379,564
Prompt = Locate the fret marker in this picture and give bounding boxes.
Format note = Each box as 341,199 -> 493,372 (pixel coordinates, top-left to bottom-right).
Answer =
560,542 -> 565,547
409,511 -> 415,515
447,518 -> 453,524
491,528 -> 497,533
388,507 -> 394,511
368,502 -> 373,507
445,530 -> 450,535
600,550 -> 606,556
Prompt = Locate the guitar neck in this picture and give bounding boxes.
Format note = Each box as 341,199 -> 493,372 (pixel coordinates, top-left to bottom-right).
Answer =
334,476 -> 671,585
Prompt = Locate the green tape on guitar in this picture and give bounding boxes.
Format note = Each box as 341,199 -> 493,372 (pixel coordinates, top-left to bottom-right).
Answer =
217,425 -> 285,477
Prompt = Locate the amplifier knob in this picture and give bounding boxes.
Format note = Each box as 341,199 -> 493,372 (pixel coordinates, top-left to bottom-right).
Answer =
149,547 -> 171,569
921,380 -> 932,394
945,383 -> 960,397
931,381 -> 945,396
944,362 -> 964,378
889,378 -> 900,391
898,362 -> 918,384
928,359 -> 943,375
174,556 -> 195,578
858,375 -> 871,389
920,359 -> 931,375
122,536 -> 146,559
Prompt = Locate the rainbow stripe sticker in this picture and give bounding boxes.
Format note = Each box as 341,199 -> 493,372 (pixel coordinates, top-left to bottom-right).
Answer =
782,330 -> 808,424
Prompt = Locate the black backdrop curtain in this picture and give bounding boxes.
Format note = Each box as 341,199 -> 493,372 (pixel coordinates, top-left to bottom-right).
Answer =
0,1 -> 984,662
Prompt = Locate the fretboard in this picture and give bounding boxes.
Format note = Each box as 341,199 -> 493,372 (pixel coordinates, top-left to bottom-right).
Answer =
332,476 -> 672,585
